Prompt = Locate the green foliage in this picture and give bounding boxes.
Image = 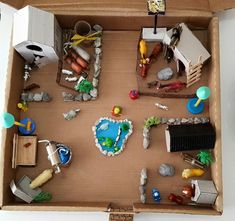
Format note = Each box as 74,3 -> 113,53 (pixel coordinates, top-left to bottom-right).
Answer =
121,123 -> 130,132
74,79 -> 93,93
197,150 -> 214,166
101,137 -> 113,147
33,192 -> 52,203
144,116 -> 161,129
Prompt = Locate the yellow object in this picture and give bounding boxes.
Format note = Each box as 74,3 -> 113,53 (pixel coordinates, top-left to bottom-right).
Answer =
139,40 -> 148,59
26,121 -> 32,131
182,168 -> 205,179
17,102 -> 28,112
30,169 -> 53,189
71,31 -> 102,46
194,98 -> 202,107
14,121 -> 26,128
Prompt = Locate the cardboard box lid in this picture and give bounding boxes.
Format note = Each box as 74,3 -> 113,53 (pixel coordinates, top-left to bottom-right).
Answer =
3,0 -> 235,15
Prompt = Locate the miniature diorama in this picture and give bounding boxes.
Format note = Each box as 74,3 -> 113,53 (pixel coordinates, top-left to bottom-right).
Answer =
0,0 -> 226,218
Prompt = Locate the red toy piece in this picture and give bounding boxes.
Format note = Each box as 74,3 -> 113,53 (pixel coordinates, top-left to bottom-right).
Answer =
157,81 -> 186,92
111,106 -> 122,117
129,90 -> 139,100
168,193 -> 184,205
182,185 -> 195,198
139,63 -> 149,78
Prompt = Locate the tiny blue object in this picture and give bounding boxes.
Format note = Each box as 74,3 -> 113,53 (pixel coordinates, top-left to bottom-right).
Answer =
187,98 -> 204,114
1,112 -> 15,128
18,118 -> 36,135
152,188 -> 161,203
57,144 -> 72,165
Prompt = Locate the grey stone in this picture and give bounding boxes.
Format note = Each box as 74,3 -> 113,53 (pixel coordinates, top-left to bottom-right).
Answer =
95,55 -> 101,66
95,48 -> 102,55
188,118 -> 194,124
181,118 -> 189,124
157,67 -> 174,81
140,176 -> 146,185
143,127 -> 150,138
92,78 -> 99,87
159,163 -> 175,177
143,137 -> 150,149
82,93 -> 91,101
63,109 -> 80,120
201,117 -> 209,124
161,117 -> 168,124
175,118 -> 181,125
27,93 -> 34,102
194,117 -> 201,124
94,37 -> 102,48
93,24 -> 103,32
89,88 -> 98,98
62,92 -> 75,102
94,69 -> 101,78
139,185 -> 146,195
168,118 -> 175,124
141,168 -> 147,179
21,93 -> 28,102
140,194 -> 146,204
42,92 -> 52,102
74,93 -> 83,101
33,93 -> 43,102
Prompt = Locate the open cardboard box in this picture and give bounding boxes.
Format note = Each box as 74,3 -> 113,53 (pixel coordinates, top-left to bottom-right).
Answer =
1,0 -> 235,219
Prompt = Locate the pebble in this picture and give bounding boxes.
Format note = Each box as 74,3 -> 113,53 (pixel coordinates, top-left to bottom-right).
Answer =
181,118 -> 189,124
143,137 -> 150,149
159,163 -> 175,177
175,118 -> 181,125
157,67 -> 174,81
74,93 -> 83,101
140,194 -> 146,204
92,78 -> 99,87
168,118 -> 175,124
95,48 -> 102,55
33,93 -> 43,101
89,88 -> 98,98
161,117 -> 168,124
21,92 -> 28,102
42,92 -> 52,102
82,93 -> 91,101
93,24 -> 103,32
139,185 -> 146,194
62,92 -> 75,102
188,118 -> 194,124
201,117 -> 209,123
94,37 -> 102,48
140,176 -> 146,185
194,117 -> 201,124
141,168 -> 147,179
143,127 -> 150,138
63,109 -> 80,120
27,93 -> 34,102
95,55 -> 101,66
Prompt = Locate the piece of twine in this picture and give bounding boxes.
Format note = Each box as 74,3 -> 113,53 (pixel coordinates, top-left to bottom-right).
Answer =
71,31 -> 102,46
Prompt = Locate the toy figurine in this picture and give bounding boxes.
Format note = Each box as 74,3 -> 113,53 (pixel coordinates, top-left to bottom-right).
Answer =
139,40 -> 148,60
157,81 -> 186,92
129,90 -> 140,100
197,150 -> 214,166
169,25 -> 182,48
152,188 -> 161,203
168,193 -> 183,205
182,168 -> 205,179
111,106 -> 122,117
17,102 -> 28,112
30,169 -> 53,189
187,86 -> 211,114
182,185 -> 195,198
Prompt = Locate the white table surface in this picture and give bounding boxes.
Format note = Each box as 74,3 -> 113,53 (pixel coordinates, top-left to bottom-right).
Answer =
0,4 -> 235,220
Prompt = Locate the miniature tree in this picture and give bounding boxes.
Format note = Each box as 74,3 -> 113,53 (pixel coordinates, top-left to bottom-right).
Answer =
74,79 -> 93,94
144,116 -> 161,129
197,150 -> 214,166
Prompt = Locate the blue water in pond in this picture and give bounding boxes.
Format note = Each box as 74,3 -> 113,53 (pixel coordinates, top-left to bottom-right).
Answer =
96,119 -> 130,153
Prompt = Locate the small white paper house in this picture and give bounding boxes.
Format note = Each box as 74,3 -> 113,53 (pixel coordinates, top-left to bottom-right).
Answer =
163,23 -> 211,87
13,6 -> 62,67
191,180 -> 218,204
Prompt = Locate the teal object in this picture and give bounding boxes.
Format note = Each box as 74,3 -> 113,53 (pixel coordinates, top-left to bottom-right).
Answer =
196,86 -> 211,100
1,112 -> 15,128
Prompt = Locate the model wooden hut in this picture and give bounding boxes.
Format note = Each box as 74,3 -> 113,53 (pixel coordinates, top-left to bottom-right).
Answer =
165,123 -> 216,152
163,23 -> 211,87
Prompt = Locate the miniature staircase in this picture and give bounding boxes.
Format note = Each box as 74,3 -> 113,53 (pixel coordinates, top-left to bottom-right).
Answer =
109,207 -> 134,221
186,56 -> 203,87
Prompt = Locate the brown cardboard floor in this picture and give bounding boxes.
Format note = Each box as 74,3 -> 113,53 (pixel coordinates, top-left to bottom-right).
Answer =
17,31 -> 211,207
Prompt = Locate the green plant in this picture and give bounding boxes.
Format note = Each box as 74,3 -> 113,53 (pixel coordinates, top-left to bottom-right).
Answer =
144,116 -> 161,129
121,123 -> 130,132
197,150 -> 214,166
74,79 -> 93,93
33,191 -> 52,202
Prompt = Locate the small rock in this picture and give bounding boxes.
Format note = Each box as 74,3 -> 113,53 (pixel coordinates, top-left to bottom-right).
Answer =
201,117 -> 209,124
21,92 -> 28,102
161,117 -> 168,124
140,194 -> 146,204
139,185 -> 146,194
93,24 -> 103,32
159,163 -> 175,177
140,176 -> 146,185
141,168 -> 147,179
143,128 -> 150,138
194,117 -> 201,124
27,93 -> 34,102
62,92 -> 75,102
42,92 -> 52,102
94,63 -> 101,74
95,55 -> 101,66
83,93 -> 91,101
74,93 -> 83,101
143,137 -> 150,149
94,37 -> 102,48
94,69 -> 101,78
89,88 -> 98,98
33,92 -> 43,102
157,67 -> 174,81
188,118 -> 194,124
181,118 -> 189,124
175,118 -> 181,125
92,78 -> 99,87
168,118 -> 175,124
63,109 -> 80,120
95,47 -> 102,55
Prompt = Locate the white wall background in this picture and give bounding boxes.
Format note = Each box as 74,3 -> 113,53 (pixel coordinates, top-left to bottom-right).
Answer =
0,4 -> 235,220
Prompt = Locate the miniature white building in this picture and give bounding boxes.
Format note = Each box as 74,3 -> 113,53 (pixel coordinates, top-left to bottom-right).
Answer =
191,180 -> 218,204
163,23 -> 211,87
13,6 -> 62,67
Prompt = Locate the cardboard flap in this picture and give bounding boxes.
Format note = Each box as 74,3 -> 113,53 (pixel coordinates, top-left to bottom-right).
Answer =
21,0 -> 213,17
209,0 -> 235,12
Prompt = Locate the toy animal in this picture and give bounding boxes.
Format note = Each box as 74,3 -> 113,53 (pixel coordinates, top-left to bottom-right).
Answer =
182,168 -> 205,179
157,81 -> 186,92
139,40 -> 148,59
168,193 -> 183,205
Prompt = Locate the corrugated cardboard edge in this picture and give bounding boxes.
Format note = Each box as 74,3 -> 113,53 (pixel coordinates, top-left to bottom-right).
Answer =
208,16 -> 223,214
0,36 -> 15,209
209,0 -> 235,12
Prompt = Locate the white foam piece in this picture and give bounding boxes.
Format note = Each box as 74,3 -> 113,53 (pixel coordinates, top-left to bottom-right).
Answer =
142,27 -> 167,41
